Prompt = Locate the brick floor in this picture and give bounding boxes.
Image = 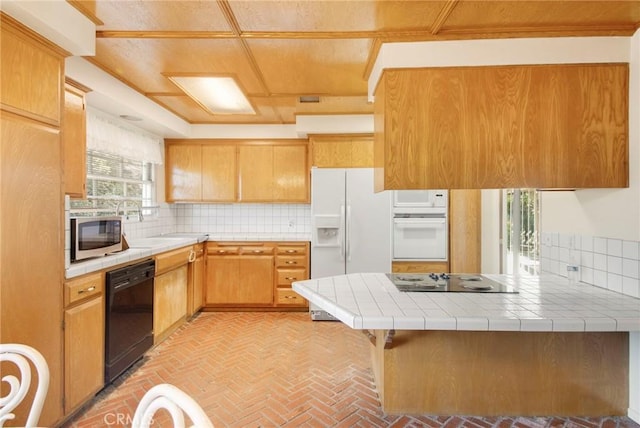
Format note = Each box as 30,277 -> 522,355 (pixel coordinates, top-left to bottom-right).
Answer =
63,312 -> 640,428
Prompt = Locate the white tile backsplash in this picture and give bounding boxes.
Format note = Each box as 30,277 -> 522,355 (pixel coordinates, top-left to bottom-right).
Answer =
541,232 -> 640,299
172,203 -> 311,237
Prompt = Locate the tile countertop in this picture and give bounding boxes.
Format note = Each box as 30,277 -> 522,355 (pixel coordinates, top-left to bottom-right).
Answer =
66,233 -> 311,279
292,273 -> 640,332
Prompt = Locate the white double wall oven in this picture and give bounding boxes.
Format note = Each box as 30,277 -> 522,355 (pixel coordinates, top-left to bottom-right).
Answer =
392,190 -> 448,262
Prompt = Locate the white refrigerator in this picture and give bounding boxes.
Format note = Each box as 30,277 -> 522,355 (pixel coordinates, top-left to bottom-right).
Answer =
310,168 -> 391,320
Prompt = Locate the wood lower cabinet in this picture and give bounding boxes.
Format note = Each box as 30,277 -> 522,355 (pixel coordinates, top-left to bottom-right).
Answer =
64,272 -> 104,415
392,261 -> 449,273
274,243 -> 309,308
206,244 -> 275,306
188,243 -> 205,317
204,241 -> 309,309
154,247 -> 191,343
154,265 -> 188,343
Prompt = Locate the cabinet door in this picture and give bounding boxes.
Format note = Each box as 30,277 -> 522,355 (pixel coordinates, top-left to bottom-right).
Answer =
63,84 -> 86,198
202,145 -> 237,201
1,113 -> 64,425
350,137 -> 374,168
165,144 -> 201,201
192,253 -> 205,312
238,145 -> 273,201
273,145 -> 309,202
240,255 -> 274,304
206,255 -> 241,304
311,137 -> 351,167
206,255 -> 274,305
64,296 -> 104,413
154,265 -> 188,342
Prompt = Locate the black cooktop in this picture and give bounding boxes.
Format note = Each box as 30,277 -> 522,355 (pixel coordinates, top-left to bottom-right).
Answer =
386,273 -> 518,293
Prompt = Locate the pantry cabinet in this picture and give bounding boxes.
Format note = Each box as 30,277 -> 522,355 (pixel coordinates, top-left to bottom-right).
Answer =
64,272 -> 104,414
374,63 -> 629,190
0,14 -> 65,426
165,140 -> 309,203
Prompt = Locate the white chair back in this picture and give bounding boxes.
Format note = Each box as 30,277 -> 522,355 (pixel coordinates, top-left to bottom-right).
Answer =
132,384 -> 213,428
0,344 -> 49,428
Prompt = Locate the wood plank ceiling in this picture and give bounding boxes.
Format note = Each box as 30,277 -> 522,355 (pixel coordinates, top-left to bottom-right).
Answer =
69,0 -> 640,125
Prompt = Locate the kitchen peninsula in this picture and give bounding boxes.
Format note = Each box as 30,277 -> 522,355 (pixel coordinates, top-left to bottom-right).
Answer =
293,273 -> 640,416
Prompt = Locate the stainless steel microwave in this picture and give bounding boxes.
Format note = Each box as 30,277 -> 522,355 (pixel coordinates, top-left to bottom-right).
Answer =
71,216 -> 123,262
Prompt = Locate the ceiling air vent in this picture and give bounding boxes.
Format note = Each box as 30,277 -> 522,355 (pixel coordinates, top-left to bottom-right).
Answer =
299,96 -> 320,103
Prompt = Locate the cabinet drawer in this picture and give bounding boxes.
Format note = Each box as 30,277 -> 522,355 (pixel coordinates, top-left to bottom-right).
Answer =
276,255 -> 307,268
208,246 -> 239,255
276,268 -> 307,286
277,245 -> 307,255
241,246 -> 274,255
276,289 -> 307,306
65,272 -> 103,306
156,247 -> 192,274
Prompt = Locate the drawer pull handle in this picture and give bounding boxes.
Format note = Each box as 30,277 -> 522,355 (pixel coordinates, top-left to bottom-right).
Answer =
285,277 -> 297,280
78,286 -> 96,294
217,250 -> 227,254
285,295 -> 297,299
285,250 -> 297,253
285,261 -> 297,264
252,250 -> 263,254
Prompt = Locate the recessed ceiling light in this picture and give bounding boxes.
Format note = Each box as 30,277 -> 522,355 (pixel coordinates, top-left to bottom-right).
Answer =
168,76 -> 255,115
119,114 -> 142,121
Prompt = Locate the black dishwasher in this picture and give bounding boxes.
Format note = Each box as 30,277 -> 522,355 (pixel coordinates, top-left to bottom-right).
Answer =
105,259 -> 155,384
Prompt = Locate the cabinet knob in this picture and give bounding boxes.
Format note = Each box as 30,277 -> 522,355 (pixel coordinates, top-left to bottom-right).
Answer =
285,277 -> 297,280
217,250 -> 226,254
285,260 -> 297,264
285,295 -> 297,299
252,250 -> 264,254
285,249 -> 297,253
78,286 -> 96,294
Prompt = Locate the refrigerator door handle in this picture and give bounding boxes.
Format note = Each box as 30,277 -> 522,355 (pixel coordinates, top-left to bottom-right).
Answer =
346,204 -> 352,261
340,204 -> 346,261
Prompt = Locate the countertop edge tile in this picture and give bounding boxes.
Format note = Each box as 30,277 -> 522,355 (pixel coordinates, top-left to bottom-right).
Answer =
294,273 -> 640,333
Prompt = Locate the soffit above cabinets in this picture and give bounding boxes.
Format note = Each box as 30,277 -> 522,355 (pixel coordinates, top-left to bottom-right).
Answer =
69,0 -> 640,125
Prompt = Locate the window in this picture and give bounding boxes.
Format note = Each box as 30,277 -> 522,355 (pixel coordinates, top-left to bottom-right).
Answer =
70,150 -> 156,219
503,189 -> 540,275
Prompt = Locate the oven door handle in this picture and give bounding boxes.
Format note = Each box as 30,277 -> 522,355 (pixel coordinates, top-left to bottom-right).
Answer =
393,219 -> 446,228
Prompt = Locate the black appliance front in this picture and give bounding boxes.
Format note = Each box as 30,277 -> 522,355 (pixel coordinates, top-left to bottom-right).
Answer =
105,259 -> 155,384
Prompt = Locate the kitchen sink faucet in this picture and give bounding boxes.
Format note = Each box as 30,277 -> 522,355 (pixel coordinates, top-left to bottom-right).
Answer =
114,199 -> 144,222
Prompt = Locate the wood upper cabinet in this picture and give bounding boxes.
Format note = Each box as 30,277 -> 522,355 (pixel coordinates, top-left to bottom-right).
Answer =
238,144 -> 309,202
1,14 -> 62,125
63,80 -> 88,198
311,135 -> 374,168
238,145 -> 274,201
273,145 -> 309,201
374,64 -> 629,190
165,144 -> 202,201
166,140 -> 308,203
202,145 -> 237,201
